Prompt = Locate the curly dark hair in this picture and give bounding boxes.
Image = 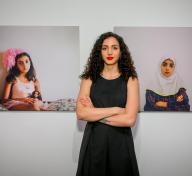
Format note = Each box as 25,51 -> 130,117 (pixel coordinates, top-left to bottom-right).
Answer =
6,52 -> 36,83
80,32 -> 137,82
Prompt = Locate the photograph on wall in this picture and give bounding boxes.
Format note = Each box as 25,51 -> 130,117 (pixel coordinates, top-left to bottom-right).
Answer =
0,26 -> 79,111
114,27 -> 192,112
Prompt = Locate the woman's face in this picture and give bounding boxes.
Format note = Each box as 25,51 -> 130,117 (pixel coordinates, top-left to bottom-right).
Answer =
160,58 -> 175,77
16,56 -> 31,74
101,36 -> 121,65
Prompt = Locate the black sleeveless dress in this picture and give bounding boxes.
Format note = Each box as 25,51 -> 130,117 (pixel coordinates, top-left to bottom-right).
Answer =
76,76 -> 139,176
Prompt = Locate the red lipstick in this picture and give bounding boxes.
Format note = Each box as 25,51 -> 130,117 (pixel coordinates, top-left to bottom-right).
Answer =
107,57 -> 113,60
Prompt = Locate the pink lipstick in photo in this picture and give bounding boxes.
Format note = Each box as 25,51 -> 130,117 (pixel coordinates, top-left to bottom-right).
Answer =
107,57 -> 113,60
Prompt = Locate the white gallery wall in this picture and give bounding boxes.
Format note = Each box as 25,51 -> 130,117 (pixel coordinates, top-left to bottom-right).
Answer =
0,0 -> 192,176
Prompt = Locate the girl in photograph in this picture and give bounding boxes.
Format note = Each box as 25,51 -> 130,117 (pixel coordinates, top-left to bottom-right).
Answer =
2,48 -> 46,110
76,32 -> 140,176
144,57 -> 190,111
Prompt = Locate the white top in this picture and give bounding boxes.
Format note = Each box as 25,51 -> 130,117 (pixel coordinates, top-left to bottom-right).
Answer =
12,78 -> 35,98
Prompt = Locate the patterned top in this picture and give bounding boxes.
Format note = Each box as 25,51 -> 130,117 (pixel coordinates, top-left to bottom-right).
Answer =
144,88 -> 190,111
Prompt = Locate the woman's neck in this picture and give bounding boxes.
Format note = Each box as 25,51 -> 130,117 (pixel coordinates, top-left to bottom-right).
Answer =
101,65 -> 120,79
17,74 -> 29,83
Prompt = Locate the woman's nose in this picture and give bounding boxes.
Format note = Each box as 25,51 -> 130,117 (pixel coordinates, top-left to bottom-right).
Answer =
24,63 -> 28,68
165,67 -> 170,71
107,48 -> 112,55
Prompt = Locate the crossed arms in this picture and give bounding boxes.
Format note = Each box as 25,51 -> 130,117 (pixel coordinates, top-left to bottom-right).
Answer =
76,77 -> 139,127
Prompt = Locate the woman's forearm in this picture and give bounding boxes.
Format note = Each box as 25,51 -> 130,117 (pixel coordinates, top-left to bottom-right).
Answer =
3,98 -> 25,102
76,106 -> 124,122
105,112 -> 137,127
3,97 -> 35,104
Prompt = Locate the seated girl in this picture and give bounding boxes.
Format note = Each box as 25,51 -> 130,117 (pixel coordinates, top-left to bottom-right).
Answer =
2,48 -> 46,110
144,57 -> 190,111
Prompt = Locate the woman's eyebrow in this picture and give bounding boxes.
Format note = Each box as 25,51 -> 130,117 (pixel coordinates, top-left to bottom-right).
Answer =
102,44 -> 119,47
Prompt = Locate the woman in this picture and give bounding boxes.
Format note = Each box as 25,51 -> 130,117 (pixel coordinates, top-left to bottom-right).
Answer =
76,32 -> 140,176
2,48 -> 45,110
144,57 -> 190,111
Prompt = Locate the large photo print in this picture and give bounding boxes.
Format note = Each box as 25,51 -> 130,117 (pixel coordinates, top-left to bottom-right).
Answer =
0,26 -> 79,111
114,27 -> 192,112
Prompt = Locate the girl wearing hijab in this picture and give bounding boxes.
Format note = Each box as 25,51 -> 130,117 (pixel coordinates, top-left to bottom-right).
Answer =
144,57 -> 190,111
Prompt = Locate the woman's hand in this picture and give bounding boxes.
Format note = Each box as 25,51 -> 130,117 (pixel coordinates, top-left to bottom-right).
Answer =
22,97 -> 35,104
176,95 -> 183,102
155,101 -> 167,107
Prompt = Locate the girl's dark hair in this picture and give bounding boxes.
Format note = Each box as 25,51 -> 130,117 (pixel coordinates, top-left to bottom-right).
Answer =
6,52 -> 36,83
80,32 -> 138,82
30,90 -> 42,100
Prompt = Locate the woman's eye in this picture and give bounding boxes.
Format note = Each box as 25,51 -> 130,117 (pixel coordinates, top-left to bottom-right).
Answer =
112,46 -> 119,50
102,47 -> 107,50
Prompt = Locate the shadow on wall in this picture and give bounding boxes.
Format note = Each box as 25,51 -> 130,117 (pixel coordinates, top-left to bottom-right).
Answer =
72,120 -> 87,163
0,52 -> 7,99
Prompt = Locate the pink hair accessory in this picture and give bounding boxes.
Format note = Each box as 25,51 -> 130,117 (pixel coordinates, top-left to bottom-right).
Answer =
2,48 -> 24,71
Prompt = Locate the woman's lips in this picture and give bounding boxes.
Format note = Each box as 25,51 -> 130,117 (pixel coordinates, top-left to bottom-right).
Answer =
107,57 -> 113,60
